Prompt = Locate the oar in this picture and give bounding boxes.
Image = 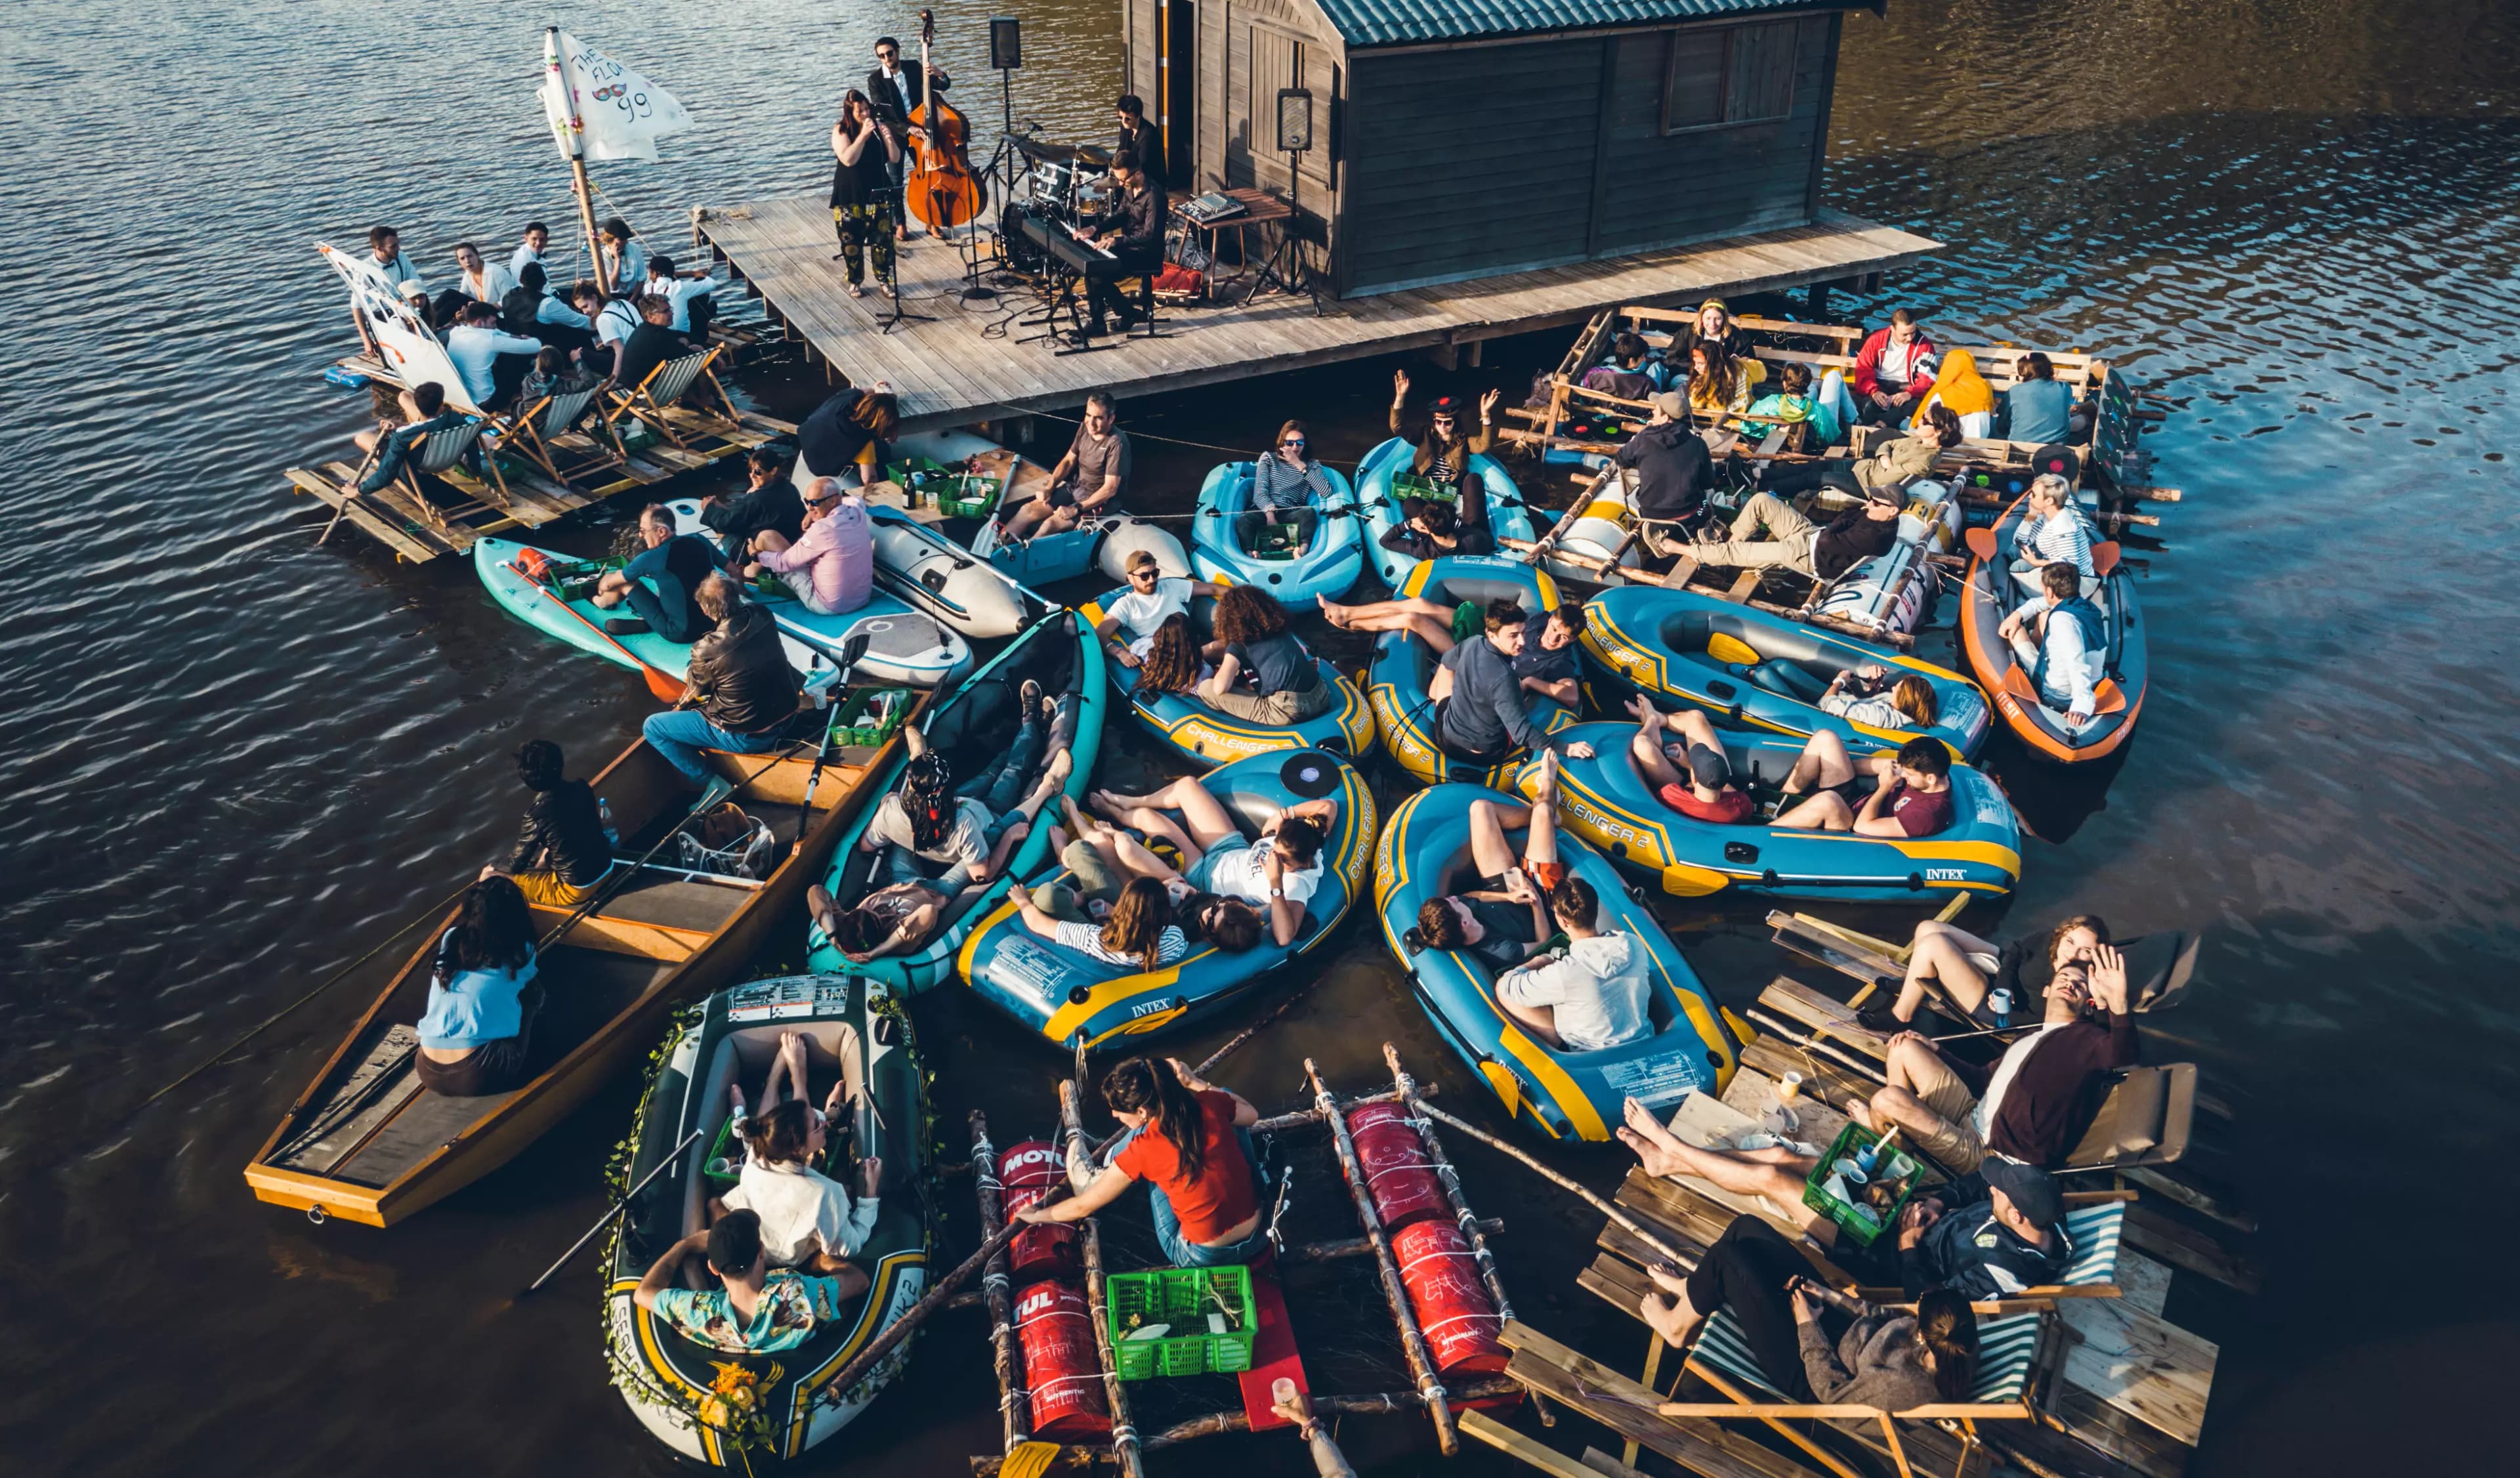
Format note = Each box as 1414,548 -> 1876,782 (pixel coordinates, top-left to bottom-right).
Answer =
518,1122 -> 711,1296
501,559 -> 688,704
814,1182 -> 1073,1400
795,631 -> 874,854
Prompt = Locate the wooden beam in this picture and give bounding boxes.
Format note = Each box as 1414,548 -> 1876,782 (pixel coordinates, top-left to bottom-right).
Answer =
1461,1409 -> 1597,1478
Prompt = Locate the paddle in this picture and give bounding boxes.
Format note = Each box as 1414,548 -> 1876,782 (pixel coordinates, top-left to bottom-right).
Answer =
795,631 -> 875,854
518,1122 -> 711,1297
814,1183 -> 1074,1402
998,1441 -> 1062,1478
501,559 -> 686,703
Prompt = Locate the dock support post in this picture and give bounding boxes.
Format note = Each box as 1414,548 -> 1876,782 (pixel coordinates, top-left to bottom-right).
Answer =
1806,281 -> 1830,318
1060,1079 -> 1147,1478
968,1111 -> 1032,1454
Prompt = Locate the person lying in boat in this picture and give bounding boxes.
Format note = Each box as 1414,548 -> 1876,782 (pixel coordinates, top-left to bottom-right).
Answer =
1239,419 -> 1335,552
1618,1101 -> 2071,1299
2009,474 -> 2097,597
698,446 -> 806,553
1320,587 -> 1583,690
1849,948 -> 2137,1175
1094,549 -> 1225,666
1428,601 -> 1597,765
614,295 -> 701,398
745,476 -> 875,618
352,381 -> 473,495
1753,404 -> 1964,509
445,299 -> 542,412
1581,332 -> 1658,402
1852,308 -> 1938,425
1629,700 -> 1954,836
1818,664 -> 1941,732
1018,1056 -> 1270,1268
1861,914 -> 2109,1034
709,1030 -> 881,1278
1492,875 -> 1651,1052
1045,798 -> 1270,952
591,503 -> 722,642
1636,1214 -> 1979,1412
1377,495 -> 1492,562
1404,753 -> 1569,969
796,382 -> 900,490
1999,562 -> 2105,729
483,739 -> 615,908
1626,698 -> 1757,825
635,1208 -> 864,1354
1085,780 -> 1337,948
2001,352 -> 2080,446
415,877 -> 542,1097
1689,478 -> 1911,586
1202,585 -> 1336,727
1013,875 -> 1194,973
856,685 -> 1075,891
643,578 -> 805,784
1003,392 -> 1132,543
1744,362 -> 1850,454
808,876 -> 956,961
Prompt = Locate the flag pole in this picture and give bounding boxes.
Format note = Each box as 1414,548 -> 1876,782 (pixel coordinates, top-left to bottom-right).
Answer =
547,26 -> 612,295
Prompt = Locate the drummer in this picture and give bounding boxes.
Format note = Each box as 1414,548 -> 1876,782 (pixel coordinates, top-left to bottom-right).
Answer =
1018,1056 -> 1267,1268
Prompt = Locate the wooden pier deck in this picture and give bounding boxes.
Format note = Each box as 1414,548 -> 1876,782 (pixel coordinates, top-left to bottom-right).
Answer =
693,199 -> 1939,434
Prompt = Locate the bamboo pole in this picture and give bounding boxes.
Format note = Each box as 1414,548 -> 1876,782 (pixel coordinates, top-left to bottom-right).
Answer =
1060,1079 -> 1146,1478
1305,1057 -> 1458,1456
1496,538 -> 1916,650
814,1181 -> 1069,1404
1278,1220 -> 1503,1266
1382,1044 -> 1513,1322
1408,1100 -> 1695,1271
964,1379 -> 1526,1471
968,1111 -> 1032,1454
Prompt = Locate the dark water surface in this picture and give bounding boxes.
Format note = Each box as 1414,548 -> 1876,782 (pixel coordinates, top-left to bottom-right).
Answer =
5,0 -> 2518,1472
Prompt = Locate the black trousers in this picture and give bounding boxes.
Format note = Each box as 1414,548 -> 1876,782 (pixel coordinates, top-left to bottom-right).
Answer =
1685,1216 -> 1824,1401
1087,249 -> 1161,329
1759,457 -> 1862,501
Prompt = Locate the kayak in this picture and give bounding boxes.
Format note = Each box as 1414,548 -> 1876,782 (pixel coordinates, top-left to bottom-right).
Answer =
1578,584 -> 1990,760
1365,555 -> 1577,789
956,749 -> 1375,1049
1080,581 -> 1377,764
1373,783 -> 1740,1142
807,608 -> 1106,994
1521,720 -> 2021,902
1354,436 -> 1538,593
1958,494 -> 2149,763
1188,460 -> 1365,606
1809,476 -> 1964,641
604,974 -> 930,1466
476,536 -> 850,696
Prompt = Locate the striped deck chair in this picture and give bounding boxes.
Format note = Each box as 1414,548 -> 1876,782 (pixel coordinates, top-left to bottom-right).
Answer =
501,383 -> 622,488
324,415 -> 499,541
604,346 -> 739,448
1853,1198 -> 2129,1308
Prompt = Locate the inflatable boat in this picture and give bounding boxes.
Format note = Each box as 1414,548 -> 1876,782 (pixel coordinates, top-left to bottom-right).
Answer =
956,749 -> 1375,1049
604,974 -> 929,1466
1374,784 -> 1740,1142
1809,477 -> 1964,641
895,428 -> 1193,593
1354,436 -> 1539,592
1579,585 -> 1990,760
1520,721 -> 2020,902
1958,495 -> 2148,763
1079,581 -> 1377,764
1188,459 -> 1365,606
1527,467 -> 1650,590
1366,555 -> 1578,788
868,506 -> 1036,639
807,608 -> 1105,994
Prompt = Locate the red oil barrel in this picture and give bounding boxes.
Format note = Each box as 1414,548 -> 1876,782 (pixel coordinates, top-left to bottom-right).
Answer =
999,1139 -> 1081,1285
1390,1217 -> 1505,1375
1345,1101 -> 1448,1233
1014,1280 -> 1110,1438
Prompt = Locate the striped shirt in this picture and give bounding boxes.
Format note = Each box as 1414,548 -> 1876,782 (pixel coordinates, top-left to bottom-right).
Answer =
1051,921 -> 1190,970
2017,507 -> 2095,578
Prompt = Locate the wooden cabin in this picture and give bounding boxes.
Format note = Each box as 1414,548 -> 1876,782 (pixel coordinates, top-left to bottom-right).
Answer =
1119,0 -> 1876,297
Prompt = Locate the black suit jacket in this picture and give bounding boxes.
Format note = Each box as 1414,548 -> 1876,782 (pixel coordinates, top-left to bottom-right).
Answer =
865,66 -> 948,128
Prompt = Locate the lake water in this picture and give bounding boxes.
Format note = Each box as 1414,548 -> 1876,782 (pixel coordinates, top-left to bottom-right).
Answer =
3,0 -> 2516,1472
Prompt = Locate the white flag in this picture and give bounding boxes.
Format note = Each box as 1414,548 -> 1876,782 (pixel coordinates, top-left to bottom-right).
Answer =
542,28 -> 692,163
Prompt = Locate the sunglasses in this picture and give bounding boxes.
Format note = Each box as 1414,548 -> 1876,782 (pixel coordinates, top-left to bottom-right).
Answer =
1129,567 -> 1160,580
876,49 -> 898,58
1280,438 -> 1305,448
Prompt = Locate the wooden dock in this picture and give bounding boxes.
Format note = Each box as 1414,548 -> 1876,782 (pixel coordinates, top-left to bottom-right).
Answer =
693,198 -> 1939,434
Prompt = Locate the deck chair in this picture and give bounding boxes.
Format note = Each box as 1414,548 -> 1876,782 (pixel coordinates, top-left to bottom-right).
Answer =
1851,1198 -> 2130,1309
323,415 -> 499,541
499,383 -> 624,488
605,346 -> 739,448
2064,1065 -> 2196,1172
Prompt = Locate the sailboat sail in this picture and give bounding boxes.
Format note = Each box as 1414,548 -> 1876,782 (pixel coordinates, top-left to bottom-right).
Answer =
541,29 -> 692,163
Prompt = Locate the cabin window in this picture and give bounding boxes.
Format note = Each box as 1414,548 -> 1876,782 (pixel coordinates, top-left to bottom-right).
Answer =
1661,20 -> 1800,134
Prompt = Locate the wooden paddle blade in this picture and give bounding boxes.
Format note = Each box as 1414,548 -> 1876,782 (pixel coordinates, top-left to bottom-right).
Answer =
1705,631 -> 1761,667
1964,526 -> 1998,560
999,1441 -> 1062,1478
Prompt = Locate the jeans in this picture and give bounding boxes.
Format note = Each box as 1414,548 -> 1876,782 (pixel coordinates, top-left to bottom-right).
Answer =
1110,1124 -> 1271,1268
643,708 -> 789,784
1815,370 -> 1859,445
961,711 -> 1047,815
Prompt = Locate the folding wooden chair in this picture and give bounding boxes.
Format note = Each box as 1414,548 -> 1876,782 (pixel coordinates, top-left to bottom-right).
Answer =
604,346 -> 739,449
322,415 -> 499,541
499,383 -> 624,488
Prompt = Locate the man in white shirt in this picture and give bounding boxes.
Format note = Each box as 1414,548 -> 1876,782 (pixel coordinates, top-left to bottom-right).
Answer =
637,253 -> 723,335
1491,876 -> 1650,1052
600,217 -> 650,297
1999,562 -> 2105,728
1086,781 -> 1338,948
444,301 -> 542,410
509,222 -> 550,284
574,282 -> 642,385
352,224 -> 425,357
452,242 -> 517,305
1093,549 -> 1224,666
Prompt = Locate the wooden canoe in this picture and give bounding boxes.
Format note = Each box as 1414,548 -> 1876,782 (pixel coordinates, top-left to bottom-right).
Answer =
243,702 -> 918,1227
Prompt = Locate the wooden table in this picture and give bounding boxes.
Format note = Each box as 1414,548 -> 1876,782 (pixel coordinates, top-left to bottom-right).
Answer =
1171,188 -> 1294,303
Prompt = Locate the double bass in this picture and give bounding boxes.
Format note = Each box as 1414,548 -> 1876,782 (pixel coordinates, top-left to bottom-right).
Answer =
905,9 -> 986,234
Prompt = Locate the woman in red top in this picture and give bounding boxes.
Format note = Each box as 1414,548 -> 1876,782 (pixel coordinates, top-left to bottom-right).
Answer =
1016,1057 -> 1266,1267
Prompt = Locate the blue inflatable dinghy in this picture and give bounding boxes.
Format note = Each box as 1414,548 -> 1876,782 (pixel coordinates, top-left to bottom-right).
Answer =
1189,460 -> 1365,606
1366,555 -> 1578,789
1354,436 -> 1538,591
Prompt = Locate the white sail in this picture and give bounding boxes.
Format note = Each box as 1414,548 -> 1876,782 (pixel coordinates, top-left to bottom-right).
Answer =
320,244 -> 484,415
541,28 -> 692,163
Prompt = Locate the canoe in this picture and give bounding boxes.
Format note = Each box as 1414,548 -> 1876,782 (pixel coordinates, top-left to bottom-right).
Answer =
956,748 -> 1374,1049
1080,580 -> 1377,764
1808,476 -> 1964,641
1578,584 -> 1990,761
242,711 -> 912,1227
807,607 -> 1106,994
1188,460 -> 1365,606
604,973 -> 931,1466
870,506 -> 1036,638
1372,783 -> 1740,1142
906,427 -> 1193,591
1958,496 -> 2149,764
1365,555 -> 1578,789
1354,436 -> 1538,592
1519,721 -> 2021,902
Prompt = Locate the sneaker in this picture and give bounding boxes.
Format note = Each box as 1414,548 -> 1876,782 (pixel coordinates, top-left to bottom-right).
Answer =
1018,678 -> 1043,717
603,617 -> 650,635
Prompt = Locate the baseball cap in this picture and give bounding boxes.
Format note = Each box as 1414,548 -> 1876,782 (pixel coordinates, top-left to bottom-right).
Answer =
1686,744 -> 1731,792
1126,549 -> 1161,571
1865,482 -> 1904,508
1979,1155 -> 2065,1231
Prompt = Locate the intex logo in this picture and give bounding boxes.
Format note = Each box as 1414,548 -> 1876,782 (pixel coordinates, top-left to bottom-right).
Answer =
1927,868 -> 1966,881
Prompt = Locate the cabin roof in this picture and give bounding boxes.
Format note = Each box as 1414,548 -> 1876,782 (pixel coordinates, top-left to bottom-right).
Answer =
1314,0 -> 1874,49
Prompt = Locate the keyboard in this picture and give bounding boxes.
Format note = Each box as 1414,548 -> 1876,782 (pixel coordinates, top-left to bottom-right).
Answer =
1019,211 -> 1116,273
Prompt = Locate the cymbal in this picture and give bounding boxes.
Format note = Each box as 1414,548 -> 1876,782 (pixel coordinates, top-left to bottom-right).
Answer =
1073,144 -> 1112,165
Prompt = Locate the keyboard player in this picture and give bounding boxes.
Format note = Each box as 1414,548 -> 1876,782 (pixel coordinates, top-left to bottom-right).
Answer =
1075,160 -> 1164,338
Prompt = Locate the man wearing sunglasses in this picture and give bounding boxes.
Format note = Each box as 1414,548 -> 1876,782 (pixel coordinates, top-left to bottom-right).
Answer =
866,36 -> 950,242
1093,549 -> 1223,667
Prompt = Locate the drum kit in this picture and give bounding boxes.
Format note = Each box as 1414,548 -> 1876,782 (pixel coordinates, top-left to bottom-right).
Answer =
1001,136 -> 1114,273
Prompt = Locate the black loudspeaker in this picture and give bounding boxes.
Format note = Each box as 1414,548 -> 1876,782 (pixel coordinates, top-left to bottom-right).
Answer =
1276,88 -> 1312,152
990,16 -> 1022,69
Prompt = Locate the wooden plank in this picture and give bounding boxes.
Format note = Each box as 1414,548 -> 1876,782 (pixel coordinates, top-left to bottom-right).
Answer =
2120,1204 -> 2258,1295
2113,1249 -> 2172,1318
284,471 -> 446,562
2038,1380 -> 2196,1478
1738,1037 -> 1876,1120
2055,1297 -> 2216,1447
1581,1449 -> 1653,1478
1984,1416 -> 2162,1478
1498,1322 -> 1822,1478
1461,1409 -> 1599,1478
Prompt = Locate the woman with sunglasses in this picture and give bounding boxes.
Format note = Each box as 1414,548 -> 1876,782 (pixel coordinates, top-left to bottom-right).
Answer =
1239,419 -> 1334,551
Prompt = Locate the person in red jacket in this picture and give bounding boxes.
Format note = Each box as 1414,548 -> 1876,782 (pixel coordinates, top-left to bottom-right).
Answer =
1851,308 -> 1939,425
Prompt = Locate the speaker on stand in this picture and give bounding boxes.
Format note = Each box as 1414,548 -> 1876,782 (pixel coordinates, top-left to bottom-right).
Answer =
1259,89 -> 1324,314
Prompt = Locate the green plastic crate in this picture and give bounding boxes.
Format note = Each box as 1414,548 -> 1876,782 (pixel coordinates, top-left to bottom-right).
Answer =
828,687 -> 914,748
1799,1120 -> 1942,1247
1106,1265 -> 1256,1380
